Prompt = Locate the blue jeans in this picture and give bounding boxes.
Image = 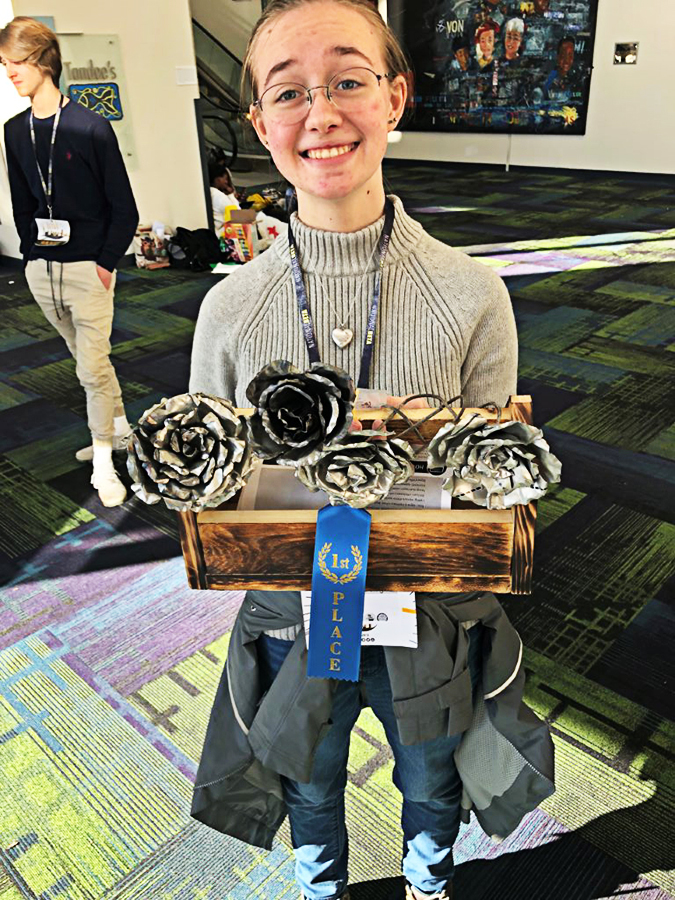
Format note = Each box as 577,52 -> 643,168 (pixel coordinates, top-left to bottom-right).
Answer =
258,625 -> 483,900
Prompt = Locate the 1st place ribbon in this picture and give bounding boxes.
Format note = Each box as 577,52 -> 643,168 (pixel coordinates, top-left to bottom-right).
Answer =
307,505 -> 371,681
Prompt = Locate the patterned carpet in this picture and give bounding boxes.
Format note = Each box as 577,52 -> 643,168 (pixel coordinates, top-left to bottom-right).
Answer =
0,162 -> 674,899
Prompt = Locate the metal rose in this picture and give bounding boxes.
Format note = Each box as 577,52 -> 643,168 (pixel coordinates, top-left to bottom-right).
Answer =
246,360 -> 355,463
296,430 -> 415,508
427,415 -> 562,509
127,393 -> 253,512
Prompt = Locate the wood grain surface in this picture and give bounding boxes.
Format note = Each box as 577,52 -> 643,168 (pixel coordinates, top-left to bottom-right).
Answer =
177,511 -> 208,589
508,396 -> 537,594
198,518 -> 513,592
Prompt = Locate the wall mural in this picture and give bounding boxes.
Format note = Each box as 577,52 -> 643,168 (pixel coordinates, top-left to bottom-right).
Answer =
390,0 -> 599,134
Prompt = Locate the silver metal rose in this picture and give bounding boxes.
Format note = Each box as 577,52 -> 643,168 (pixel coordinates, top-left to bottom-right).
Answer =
246,360 -> 355,463
127,393 -> 253,512
427,415 -> 562,509
296,430 -> 415,508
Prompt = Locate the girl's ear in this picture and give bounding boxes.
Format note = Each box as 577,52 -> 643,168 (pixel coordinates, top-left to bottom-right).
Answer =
387,74 -> 407,129
250,105 -> 269,147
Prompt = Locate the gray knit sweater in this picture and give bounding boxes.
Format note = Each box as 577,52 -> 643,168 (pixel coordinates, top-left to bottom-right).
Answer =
190,196 -> 518,641
189,196 -> 517,408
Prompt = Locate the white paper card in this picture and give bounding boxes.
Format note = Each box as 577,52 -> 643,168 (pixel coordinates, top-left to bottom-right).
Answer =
35,218 -> 70,246
237,462 -> 451,511
301,591 -> 418,648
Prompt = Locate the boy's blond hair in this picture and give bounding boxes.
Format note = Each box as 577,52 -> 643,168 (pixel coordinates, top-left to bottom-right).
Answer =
0,16 -> 62,87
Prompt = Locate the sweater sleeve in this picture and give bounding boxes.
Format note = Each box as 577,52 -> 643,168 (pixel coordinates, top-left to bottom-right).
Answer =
189,281 -> 238,402
91,119 -> 139,271
460,271 -> 518,408
4,122 -> 38,259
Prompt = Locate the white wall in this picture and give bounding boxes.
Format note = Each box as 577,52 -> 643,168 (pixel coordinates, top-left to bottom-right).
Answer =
0,0 -> 28,255
386,0 -> 675,175
1,0 -> 207,258
190,0 -> 261,64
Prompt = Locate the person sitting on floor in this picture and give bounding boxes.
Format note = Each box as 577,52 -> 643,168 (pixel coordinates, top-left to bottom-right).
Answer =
208,155 -> 240,233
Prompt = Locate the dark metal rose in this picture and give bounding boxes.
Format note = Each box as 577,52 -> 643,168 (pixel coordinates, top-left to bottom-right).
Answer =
296,430 -> 415,508
427,415 -> 562,509
127,393 -> 253,512
246,360 -> 355,463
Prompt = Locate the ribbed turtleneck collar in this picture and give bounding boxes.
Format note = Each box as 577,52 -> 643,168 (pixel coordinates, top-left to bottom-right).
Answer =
273,195 -> 424,277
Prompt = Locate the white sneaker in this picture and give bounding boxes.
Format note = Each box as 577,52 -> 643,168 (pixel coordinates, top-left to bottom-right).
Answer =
405,885 -> 452,900
301,892 -> 350,900
91,467 -> 127,507
76,433 -> 131,462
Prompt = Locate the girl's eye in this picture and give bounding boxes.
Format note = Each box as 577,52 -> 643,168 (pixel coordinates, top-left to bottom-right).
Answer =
335,79 -> 361,92
274,87 -> 302,104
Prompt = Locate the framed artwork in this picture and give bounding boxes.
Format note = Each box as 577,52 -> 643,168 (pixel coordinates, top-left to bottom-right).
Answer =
389,0 -> 600,134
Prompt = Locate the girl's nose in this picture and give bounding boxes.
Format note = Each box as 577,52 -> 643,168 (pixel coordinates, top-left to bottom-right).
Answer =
304,87 -> 342,130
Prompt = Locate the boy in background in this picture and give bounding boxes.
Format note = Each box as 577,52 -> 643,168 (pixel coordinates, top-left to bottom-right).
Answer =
1,16 -> 138,507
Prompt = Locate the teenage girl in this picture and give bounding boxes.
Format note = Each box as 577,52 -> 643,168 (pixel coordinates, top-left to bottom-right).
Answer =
190,2 -> 519,898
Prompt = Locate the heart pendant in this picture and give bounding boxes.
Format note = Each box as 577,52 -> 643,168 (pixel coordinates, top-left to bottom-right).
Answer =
332,327 -> 354,349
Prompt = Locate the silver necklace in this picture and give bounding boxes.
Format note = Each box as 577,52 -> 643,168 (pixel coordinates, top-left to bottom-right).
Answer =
312,232 -> 382,349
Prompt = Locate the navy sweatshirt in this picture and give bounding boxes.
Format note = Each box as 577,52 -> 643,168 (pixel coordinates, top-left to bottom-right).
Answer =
4,98 -> 138,271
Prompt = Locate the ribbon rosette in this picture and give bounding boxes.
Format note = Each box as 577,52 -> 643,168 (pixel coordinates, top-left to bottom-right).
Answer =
127,393 -> 253,512
427,416 -> 562,509
296,430 -> 415,509
246,360 -> 355,463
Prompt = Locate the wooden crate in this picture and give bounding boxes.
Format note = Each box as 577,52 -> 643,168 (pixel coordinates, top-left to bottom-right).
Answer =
177,395 -> 537,594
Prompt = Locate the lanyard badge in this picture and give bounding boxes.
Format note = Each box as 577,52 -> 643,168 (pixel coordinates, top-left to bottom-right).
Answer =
287,199 -> 397,679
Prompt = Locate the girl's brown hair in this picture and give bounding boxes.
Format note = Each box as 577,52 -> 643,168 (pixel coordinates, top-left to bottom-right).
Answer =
0,16 -> 62,87
241,0 -> 409,107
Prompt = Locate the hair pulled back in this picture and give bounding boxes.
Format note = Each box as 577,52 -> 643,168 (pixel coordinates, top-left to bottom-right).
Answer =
0,16 -> 62,87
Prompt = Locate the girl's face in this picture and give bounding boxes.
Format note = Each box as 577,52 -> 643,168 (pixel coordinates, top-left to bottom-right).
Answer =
250,2 -> 405,214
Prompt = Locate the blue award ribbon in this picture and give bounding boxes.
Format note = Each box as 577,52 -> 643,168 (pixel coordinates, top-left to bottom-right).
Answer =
307,505 -> 371,681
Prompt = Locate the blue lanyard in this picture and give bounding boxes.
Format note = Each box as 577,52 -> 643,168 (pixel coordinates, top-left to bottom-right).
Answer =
287,197 -> 395,390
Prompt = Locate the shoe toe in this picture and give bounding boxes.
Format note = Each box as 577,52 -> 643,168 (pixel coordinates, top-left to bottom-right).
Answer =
91,473 -> 127,507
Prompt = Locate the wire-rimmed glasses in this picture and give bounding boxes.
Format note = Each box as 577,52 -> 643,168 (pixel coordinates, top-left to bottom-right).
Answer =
253,66 -> 390,125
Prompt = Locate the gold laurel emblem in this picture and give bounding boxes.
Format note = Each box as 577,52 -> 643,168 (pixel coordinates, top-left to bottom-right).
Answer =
318,542 -> 363,585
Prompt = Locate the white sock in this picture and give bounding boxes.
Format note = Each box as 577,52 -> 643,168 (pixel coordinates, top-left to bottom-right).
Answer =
113,414 -> 131,435
92,438 -> 115,471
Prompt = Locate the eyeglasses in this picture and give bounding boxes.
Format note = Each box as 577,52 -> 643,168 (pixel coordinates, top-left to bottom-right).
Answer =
254,66 -> 390,125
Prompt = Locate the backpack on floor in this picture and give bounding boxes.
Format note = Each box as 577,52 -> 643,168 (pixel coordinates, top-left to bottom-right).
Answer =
167,227 -> 221,272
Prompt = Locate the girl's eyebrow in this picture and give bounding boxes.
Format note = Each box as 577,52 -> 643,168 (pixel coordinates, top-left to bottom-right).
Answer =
332,46 -> 375,67
263,58 -> 297,90
262,46 -> 375,90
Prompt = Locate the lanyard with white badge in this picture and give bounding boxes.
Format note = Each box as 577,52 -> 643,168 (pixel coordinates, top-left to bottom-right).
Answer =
30,93 -> 71,246
289,197 -> 418,651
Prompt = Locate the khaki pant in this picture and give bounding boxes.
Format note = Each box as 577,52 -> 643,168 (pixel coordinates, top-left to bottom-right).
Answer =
25,258 -> 124,441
